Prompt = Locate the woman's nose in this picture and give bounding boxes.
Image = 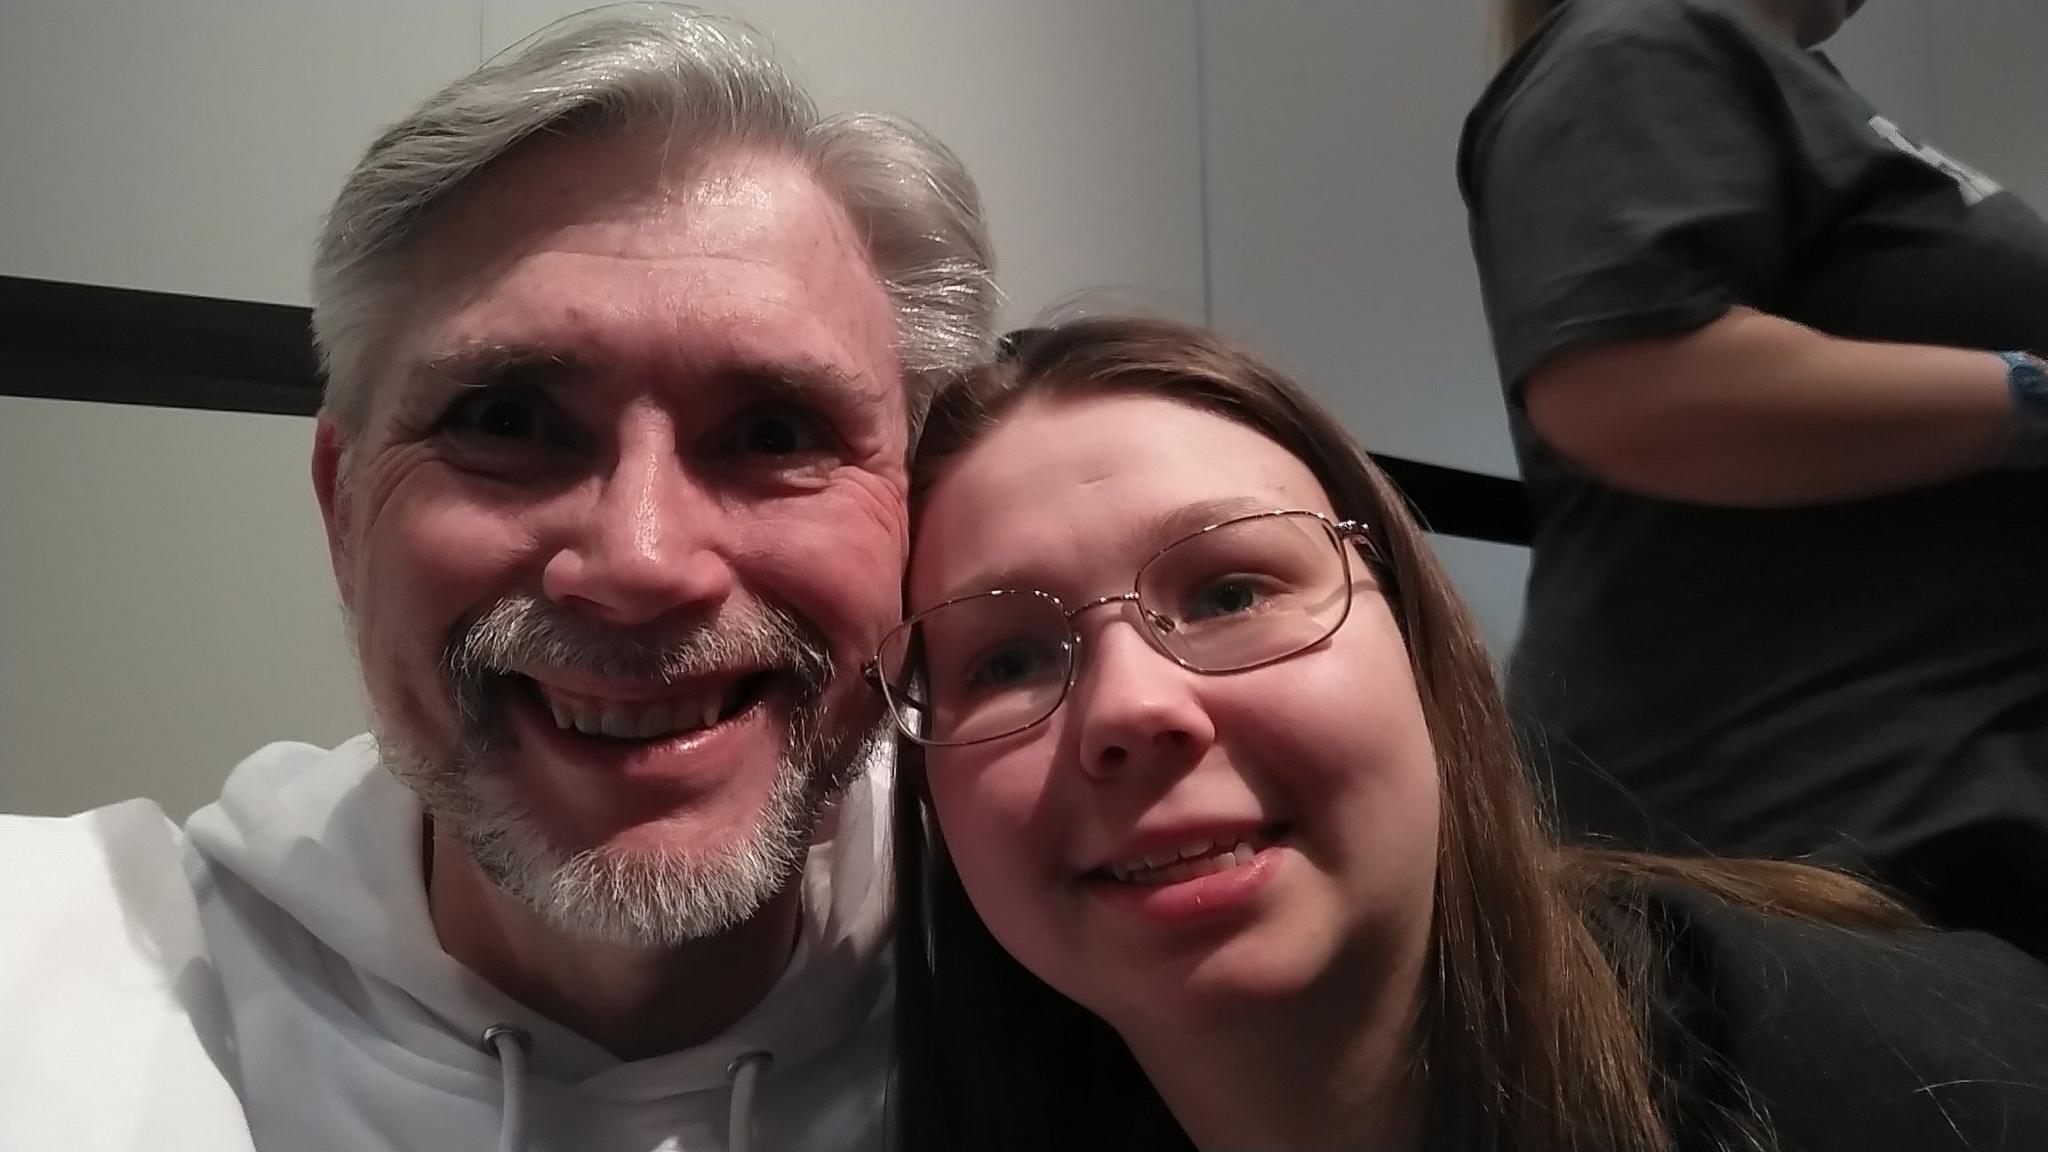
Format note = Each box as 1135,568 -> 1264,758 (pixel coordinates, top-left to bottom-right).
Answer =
1070,619 -> 1216,781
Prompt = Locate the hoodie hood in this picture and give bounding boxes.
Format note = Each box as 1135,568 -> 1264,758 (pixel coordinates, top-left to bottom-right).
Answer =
182,736 -> 894,1147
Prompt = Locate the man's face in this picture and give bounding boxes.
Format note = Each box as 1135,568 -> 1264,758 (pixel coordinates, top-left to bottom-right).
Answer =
312,131 -> 908,944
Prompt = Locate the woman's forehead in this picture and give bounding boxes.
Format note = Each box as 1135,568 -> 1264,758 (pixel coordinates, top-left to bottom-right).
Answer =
910,393 -> 1334,598
952,392 -> 1320,496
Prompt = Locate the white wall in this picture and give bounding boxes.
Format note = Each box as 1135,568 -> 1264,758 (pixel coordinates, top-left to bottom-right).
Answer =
3,0 -> 2044,816
1826,0 -> 1937,133
1197,0 -> 1529,650
1923,0 -> 2048,207
0,397 -> 366,817
0,0 -> 479,305
1201,0 -> 1510,478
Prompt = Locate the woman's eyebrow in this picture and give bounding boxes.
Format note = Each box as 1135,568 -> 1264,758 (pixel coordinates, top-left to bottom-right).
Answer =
934,564 -> 1044,604
1146,496 -> 1279,542
925,497 -> 1284,604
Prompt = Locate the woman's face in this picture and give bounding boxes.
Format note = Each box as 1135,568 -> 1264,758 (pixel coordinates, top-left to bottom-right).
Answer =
910,392 -> 1440,1033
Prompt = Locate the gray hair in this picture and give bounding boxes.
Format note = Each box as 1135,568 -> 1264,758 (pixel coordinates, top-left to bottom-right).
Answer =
311,3 -> 999,431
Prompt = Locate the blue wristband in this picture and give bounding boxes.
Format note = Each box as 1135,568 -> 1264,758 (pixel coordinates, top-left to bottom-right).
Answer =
1999,351 -> 2048,470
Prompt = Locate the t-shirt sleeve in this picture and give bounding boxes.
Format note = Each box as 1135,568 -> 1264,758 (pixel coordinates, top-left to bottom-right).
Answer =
1466,16 -> 1796,390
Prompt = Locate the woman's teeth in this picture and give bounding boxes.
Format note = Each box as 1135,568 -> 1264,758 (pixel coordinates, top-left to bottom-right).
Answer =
1104,837 -> 1263,886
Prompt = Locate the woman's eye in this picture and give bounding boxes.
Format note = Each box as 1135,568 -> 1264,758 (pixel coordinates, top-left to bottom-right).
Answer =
1184,577 -> 1266,621
963,640 -> 1061,692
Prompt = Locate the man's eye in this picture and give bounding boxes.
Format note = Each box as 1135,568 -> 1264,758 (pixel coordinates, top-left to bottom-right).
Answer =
436,387 -> 568,445
727,405 -> 834,458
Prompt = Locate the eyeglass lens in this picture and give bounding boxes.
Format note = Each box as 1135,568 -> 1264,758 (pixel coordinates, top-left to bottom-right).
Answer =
874,513 -> 1354,746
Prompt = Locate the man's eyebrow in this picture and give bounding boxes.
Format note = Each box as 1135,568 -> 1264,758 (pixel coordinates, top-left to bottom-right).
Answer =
409,347 -> 885,408
414,343 -> 581,389
715,358 -> 888,409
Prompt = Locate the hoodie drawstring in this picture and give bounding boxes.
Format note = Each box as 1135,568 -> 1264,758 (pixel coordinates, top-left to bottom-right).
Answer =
481,1026 -> 766,1152
725,1050 -> 773,1152
482,1024 -> 532,1152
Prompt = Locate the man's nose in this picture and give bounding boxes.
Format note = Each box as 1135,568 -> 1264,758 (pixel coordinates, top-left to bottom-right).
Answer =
541,423 -> 735,627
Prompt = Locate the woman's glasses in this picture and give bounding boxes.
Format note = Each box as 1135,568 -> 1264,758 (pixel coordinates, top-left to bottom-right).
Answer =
865,509 -> 1378,747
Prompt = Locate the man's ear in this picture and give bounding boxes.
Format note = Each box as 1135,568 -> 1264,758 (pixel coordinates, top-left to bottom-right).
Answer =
311,416 -> 356,606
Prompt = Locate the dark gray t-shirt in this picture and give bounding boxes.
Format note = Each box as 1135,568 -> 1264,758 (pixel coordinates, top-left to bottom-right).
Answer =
1458,0 -> 2048,955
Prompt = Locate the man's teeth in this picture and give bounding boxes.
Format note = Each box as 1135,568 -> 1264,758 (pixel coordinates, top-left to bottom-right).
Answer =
1105,838 -> 1262,886
545,685 -> 742,740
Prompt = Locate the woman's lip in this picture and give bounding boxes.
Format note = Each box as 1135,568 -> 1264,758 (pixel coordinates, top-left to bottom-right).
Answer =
1081,821 -> 1285,879
1081,841 -> 1286,924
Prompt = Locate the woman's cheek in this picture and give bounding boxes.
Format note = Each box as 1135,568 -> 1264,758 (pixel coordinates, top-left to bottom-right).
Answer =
931,765 -> 1049,911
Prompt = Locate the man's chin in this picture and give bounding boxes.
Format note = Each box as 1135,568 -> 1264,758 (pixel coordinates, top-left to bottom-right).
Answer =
523,853 -> 798,949
397,729 -> 813,947
456,794 -> 809,947
526,804 -> 777,867
375,676 -> 882,946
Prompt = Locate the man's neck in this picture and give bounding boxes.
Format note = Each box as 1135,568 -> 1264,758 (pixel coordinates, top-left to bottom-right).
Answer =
425,825 -> 804,1061
1117,942 -> 1429,1152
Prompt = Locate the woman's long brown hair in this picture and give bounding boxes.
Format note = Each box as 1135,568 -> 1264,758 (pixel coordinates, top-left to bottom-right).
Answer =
890,317 -> 1914,1152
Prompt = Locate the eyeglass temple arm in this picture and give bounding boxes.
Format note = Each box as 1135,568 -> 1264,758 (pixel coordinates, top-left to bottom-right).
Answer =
862,658 -> 931,709
1334,519 -> 1390,568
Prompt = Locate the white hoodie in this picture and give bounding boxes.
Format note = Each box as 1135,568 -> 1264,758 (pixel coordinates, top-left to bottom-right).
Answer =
0,736 -> 895,1152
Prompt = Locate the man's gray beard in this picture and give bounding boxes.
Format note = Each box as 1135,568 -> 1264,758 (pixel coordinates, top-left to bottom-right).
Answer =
371,593 -> 883,948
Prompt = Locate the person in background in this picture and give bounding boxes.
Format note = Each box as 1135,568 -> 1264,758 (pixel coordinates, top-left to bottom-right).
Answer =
0,6 -> 995,1150
881,317 -> 2048,1152
1459,0 -> 2048,958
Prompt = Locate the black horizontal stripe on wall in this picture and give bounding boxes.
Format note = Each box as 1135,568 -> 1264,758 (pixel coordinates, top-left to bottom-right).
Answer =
1371,454 -> 1530,548
1,275 -> 320,417
0,274 -> 1532,546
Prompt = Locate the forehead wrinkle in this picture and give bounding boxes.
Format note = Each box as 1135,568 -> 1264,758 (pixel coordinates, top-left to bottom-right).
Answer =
408,136 -> 893,368
460,251 -> 890,415
400,280 -> 888,397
